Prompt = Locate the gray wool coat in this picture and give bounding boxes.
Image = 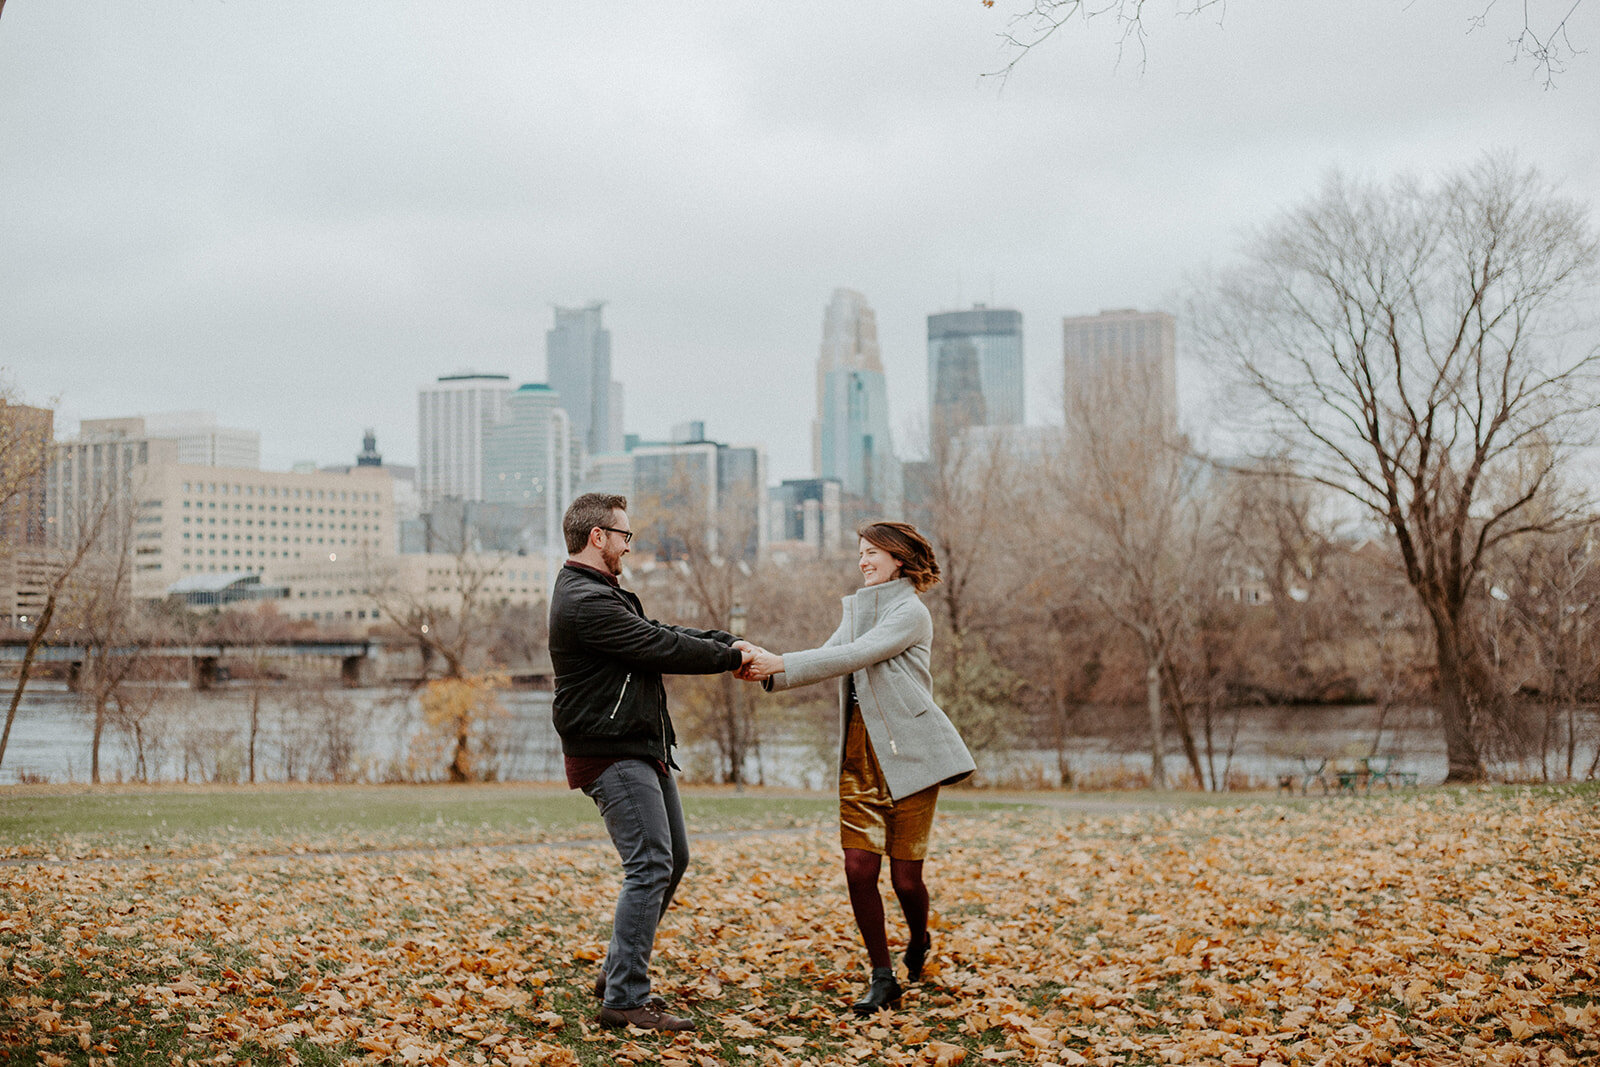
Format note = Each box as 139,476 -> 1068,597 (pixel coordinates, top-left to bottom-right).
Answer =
765,577 -> 976,801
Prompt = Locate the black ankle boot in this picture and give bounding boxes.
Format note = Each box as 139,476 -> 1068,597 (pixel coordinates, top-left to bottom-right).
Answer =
904,934 -> 932,981
851,967 -> 903,1015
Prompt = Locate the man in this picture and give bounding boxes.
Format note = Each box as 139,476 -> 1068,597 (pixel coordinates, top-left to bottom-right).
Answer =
548,492 -> 751,1032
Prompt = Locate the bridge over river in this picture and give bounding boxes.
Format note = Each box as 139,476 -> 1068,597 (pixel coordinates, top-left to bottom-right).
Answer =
0,633 -> 560,694
2,638 -> 555,691
0,639 -> 376,689
0,643 -> 560,694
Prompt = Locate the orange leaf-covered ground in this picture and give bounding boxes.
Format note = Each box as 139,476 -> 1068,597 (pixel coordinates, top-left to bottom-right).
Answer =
3,785 -> 1597,1065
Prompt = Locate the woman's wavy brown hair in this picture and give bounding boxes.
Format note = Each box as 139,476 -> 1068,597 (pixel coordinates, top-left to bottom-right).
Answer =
857,520 -> 941,593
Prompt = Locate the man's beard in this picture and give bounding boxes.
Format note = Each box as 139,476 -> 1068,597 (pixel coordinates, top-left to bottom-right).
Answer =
601,542 -> 626,575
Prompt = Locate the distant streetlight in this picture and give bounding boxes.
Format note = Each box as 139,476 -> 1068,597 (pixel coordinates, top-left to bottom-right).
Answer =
727,601 -> 749,794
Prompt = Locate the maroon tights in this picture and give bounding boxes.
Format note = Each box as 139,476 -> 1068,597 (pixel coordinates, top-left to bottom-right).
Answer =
843,847 -> 931,969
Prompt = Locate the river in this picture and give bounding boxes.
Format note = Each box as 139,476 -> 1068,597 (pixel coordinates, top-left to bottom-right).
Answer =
1,681 -> 1594,788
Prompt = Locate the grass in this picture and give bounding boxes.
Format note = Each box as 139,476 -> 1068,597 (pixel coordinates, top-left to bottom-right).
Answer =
0,783 -> 1183,861
0,783 -> 843,860
2,782 -> 1597,1066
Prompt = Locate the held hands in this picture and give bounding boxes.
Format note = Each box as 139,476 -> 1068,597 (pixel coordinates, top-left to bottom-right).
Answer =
733,645 -> 784,682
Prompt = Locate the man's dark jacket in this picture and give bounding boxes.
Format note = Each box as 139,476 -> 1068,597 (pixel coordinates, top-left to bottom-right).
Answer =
549,562 -> 742,764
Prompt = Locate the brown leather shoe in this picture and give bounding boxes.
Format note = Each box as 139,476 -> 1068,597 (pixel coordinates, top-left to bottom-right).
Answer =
597,1002 -> 697,1032
593,971 -> 666,1009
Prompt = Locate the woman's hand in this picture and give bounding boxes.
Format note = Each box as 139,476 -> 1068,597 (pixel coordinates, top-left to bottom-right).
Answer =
735,646 -> 785,681
746,648 -> 785,681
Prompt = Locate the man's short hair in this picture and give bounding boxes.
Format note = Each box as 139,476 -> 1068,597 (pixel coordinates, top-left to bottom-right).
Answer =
564,493 -> 628,554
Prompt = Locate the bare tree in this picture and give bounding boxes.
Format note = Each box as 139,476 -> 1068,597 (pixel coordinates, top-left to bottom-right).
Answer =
203,602 -> 296,783
986,0 -> 1588,85
919,419 -> 1032,639
916,418 -> 1034,752
1324,541 -> 1434,757
1201,155 -> 1600,781
0,420 -> 145,776
1212,455 -> 1340,684
0,385 -> 56,769
365,515 -> 519,782
1486,523 -> 1600,780
1050,361 -> 1215,788
632,471 -> 761,784
1023,594 -> 1109,786
53,507 -> 151,784
1158,505 -> 1256,791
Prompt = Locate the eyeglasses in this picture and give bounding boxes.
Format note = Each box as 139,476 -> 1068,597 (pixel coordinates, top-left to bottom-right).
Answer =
598,526 -> 633,544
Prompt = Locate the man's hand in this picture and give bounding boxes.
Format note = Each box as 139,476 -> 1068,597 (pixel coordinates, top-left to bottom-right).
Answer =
732,639 -> 771,680
735,647 -> 783,682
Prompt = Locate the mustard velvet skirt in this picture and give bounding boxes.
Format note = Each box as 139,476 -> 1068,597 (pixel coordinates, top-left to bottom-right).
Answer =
838,705 -> 939,860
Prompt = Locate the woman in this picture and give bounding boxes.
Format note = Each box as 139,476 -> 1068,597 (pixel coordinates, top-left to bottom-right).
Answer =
742,521 -> 975,1015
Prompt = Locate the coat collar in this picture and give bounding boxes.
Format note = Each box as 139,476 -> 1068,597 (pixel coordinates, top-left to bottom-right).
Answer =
564,560 -> 620,587
843,576 -> 917,609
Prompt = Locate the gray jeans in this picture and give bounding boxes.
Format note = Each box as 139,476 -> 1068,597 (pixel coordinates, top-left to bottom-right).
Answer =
582,758 -> 689,1010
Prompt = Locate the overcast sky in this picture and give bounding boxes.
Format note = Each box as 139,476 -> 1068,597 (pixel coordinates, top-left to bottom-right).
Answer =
3,1 -> 1597,480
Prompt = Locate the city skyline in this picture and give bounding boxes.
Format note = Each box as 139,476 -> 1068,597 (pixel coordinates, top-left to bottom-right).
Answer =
30,287 -> 1086,486
4,4 -> 1597,481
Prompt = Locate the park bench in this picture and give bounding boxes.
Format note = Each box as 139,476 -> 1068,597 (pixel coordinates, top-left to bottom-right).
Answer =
1280,754 -> 1420,795
1332,757 -> 1366,793
1360,755 -> 1420,790
1333,755 -> 1421,793
1280,755 -> 1330,795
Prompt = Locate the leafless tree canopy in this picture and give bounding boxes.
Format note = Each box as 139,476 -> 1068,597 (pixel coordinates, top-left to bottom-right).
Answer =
1200,154 -> 1600,780
631,475 -> 765,784
1049,356 -> 1219,787
987,0 -> 1589,85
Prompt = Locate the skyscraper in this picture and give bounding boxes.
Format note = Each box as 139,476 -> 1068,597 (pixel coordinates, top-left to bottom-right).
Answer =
815,289 -> 902,517
927,305 -> 1024,433
417,371 -> 513,510
631,425 -> 767,562
1062,309 -> 1178,438
547,302 -> 623,457
482,383 -> 579,550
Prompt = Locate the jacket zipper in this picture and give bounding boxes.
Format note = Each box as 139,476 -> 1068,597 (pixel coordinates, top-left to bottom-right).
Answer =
608,673 -> 632,719
854,592 -> 898,756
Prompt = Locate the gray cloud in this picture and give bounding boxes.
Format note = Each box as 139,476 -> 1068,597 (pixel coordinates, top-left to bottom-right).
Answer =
4,0 -> 1597,477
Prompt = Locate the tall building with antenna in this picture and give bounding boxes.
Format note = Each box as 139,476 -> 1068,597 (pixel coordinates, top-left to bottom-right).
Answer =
814,288 -> 901,517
